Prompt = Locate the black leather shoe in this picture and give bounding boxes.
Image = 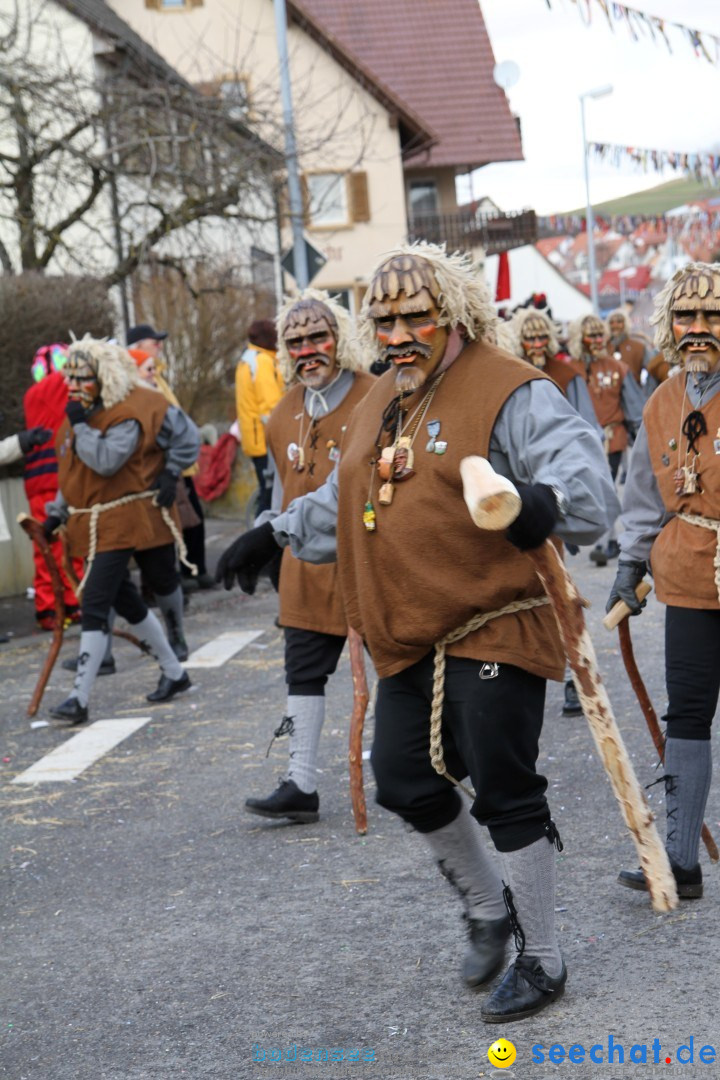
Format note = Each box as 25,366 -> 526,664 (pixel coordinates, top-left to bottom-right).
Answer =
61,657 -> 116,676
481,955 -> 567,1023
589,545 -> 607,566
146,672 -> 192,703
462,914 -> 511,987
196,573 -> 216,590
561,679 -> 582,716
245,779 -> 319,823
618,861 -> 702,899
49,696 -> 89,724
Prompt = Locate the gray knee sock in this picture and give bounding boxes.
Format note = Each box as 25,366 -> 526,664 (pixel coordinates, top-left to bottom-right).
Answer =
665,737 -> 712,870
72,630 -> 110,706
285,695 -> 324,794
501,832 -> 563,977
155,586 -> 185,643
130,612 -> 184,681
422,801 -> 506,921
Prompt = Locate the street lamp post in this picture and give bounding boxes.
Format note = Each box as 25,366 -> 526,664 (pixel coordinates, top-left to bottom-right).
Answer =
274,0 -> 309,289
580,84 -> 613,315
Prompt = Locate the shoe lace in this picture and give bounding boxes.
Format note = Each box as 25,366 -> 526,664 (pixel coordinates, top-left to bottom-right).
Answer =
645,772 -> 678,846
544,819 -> 564,852
502,883 -> 526,955
265,714 -> 295,757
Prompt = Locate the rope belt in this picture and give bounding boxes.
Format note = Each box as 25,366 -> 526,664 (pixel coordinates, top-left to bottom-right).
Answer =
429,594 -> 552,796
68,490 -> 198,598
677,511 -> 720,604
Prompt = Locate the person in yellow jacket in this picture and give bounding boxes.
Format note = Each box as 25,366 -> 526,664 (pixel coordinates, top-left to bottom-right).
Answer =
235,320 -> 284,513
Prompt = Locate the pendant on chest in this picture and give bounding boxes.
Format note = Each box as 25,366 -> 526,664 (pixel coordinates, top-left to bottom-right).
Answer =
674,464 -> 699,496
287,442 -> 305,471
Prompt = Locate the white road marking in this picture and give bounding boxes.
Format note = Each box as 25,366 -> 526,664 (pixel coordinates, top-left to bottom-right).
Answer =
11,717 -> 152,784
185,630 -> 264,668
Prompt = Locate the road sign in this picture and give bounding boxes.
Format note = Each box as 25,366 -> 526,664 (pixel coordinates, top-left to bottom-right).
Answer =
281,237 -> 327,284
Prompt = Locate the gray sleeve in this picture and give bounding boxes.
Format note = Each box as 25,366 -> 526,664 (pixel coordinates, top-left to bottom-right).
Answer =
254,447 -> 283,526
565,375 -> 603,436
272,466 -> 339,564
0,434 -> 22,466
73,419 -> 140,476
489,380 -> 621,546
44,490 -> 69,522
618,423 -> 672,562
156,406 -> 201,475
620,372 -> 645,428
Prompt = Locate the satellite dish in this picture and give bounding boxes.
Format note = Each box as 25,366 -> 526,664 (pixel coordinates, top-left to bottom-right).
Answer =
493,60 -> 520,90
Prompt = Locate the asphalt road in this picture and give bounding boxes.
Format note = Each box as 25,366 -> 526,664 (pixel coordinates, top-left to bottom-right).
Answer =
1,525 -> 717,1080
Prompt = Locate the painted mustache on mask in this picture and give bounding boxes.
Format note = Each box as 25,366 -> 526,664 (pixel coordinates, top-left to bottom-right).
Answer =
385,342 -> 433,362
295,355 -> 330,372
678,332 -> 720,351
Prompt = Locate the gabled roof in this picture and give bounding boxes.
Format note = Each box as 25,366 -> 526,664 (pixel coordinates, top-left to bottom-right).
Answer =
55,0 -> 191,88
53,0 -> 282,163
295,0 -> 523,170
288,0 -> 436,160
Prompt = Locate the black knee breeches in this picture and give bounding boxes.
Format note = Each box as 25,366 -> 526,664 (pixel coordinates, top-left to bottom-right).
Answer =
371,652 -> 549,852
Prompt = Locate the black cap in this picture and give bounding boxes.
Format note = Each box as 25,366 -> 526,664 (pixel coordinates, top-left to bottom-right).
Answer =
126,324 -> 168,346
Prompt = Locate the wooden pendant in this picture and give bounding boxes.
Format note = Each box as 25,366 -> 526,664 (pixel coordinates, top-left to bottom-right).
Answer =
378,482 -> 394,505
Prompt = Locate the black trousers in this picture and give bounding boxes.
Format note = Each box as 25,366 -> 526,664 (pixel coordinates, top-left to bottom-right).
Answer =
253,454 -> 272,516
608,449 -> 622,482
284,626 -> 346,696
665,606 -> 720,740
82,545 -> 177,632
371,653 -> 549,852
182,477 -> 207,577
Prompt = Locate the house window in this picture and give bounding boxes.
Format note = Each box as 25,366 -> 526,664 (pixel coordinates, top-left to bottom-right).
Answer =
409,180 -> 438,216
219,79 -> 250,121
307,173 -> 348,227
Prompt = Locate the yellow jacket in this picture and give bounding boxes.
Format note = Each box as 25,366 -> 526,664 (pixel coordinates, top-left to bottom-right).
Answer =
235,346 -> 284,457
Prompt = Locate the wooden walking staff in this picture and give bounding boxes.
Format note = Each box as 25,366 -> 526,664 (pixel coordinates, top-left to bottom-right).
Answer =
17,514 -> 67,716
604,590 -> 719,863
459,456 -> 679,914
348,627 -> 368,835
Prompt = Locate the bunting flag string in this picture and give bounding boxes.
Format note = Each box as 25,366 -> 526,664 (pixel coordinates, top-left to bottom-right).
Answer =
588,141 -> 720,186
543,1 -> 720,64
538,210 -> 720,239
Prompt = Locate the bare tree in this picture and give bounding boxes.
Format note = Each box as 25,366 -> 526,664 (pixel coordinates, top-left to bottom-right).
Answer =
0,0 -> 283,286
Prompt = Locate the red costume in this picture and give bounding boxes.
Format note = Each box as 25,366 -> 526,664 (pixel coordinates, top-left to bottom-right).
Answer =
23,362 -> 83,622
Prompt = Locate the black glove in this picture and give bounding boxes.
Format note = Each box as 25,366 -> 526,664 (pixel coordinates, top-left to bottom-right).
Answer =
264,548 -> 283,592
150,469 -> 178,509
505,483 -> 560,551
606,560 -> 647,616
42,516 -> 62,539
65,400 -> 88,426
18,426 -> 53,453
215,521 -> 280,594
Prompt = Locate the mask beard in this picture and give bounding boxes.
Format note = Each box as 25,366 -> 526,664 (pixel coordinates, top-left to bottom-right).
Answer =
394,365 -> 426,394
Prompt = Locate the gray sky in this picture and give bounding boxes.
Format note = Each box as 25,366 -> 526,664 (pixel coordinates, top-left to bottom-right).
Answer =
467,0 -> 720,214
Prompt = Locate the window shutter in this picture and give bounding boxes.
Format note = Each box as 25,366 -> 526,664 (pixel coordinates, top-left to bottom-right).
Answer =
189,0 -> 204,7
349,171 -> 370,223
144,0 -> 161,8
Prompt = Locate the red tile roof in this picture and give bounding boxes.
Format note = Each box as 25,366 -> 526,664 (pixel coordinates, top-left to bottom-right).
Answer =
294,0 -> 523,169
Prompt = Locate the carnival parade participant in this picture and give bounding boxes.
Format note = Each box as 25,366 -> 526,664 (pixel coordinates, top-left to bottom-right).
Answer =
217,244 -> 619,1023
239,291 -> 373,823
569,313 -> 644,566
509,307 -> 605,716
607,308 -> 649,387
235,320 -> 284,515
609,262 -> 720,902
23,344 -> 85,630
44,339 -> 200,724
